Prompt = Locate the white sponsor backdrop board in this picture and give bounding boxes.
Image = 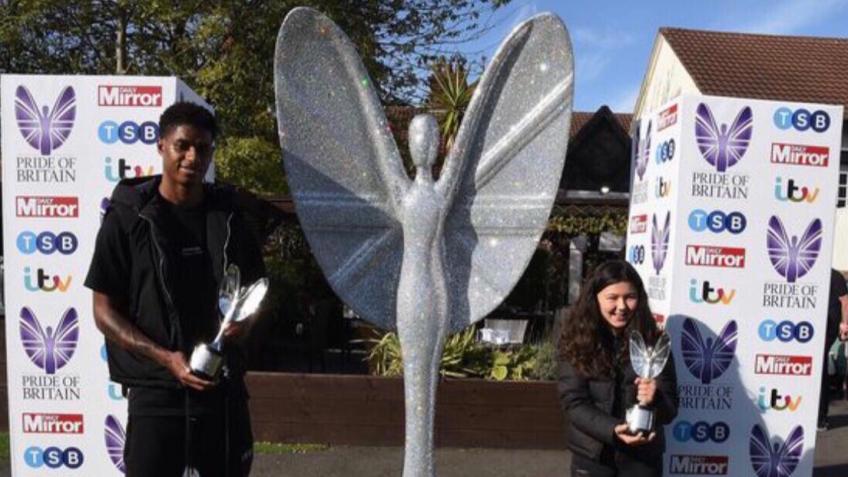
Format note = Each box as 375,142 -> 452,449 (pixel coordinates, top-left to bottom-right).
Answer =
627,94 -> 843,477
1,75 -> 207,476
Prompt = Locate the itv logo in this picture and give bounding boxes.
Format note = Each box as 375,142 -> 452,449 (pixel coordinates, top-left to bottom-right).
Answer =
104,156 -> 155,182
688,279 -> 735,305
774,177 -> 819,203
23,267 -> 71,292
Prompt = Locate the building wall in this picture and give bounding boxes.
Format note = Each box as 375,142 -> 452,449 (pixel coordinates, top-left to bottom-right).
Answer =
634,35 -> 700,118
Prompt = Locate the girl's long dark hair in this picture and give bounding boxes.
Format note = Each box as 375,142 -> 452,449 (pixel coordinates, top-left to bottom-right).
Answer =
558,260 -> 659,377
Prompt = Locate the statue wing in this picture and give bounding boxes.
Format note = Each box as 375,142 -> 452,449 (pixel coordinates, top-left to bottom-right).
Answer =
275,7 -> 410,331
437,13 -> 574,332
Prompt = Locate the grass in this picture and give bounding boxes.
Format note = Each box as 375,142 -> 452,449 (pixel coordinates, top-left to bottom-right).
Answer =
0,430 -> 322,458
254,442 -> 329,454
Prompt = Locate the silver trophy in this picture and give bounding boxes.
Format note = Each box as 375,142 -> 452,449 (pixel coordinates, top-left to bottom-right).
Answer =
626,330 -> 671,434
189,264 -> 269,380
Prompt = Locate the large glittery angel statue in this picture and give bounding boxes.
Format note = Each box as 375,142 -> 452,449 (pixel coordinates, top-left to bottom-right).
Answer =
275,8 -> 573,477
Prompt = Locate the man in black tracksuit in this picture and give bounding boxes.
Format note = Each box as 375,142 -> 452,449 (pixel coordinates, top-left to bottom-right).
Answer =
85,102 -> 265,476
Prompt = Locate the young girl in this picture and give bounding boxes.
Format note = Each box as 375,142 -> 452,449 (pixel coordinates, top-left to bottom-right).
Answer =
558,260 -> 677,476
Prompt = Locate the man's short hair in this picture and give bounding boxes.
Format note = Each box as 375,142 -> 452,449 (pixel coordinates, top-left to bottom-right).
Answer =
159,102 -> 218,140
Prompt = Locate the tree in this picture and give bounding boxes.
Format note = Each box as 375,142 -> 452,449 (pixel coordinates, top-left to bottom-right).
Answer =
0,0 -> 510,194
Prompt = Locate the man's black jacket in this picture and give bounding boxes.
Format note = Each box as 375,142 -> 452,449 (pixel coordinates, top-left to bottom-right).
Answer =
557,352 -> 678,462
89,175 -> 265,389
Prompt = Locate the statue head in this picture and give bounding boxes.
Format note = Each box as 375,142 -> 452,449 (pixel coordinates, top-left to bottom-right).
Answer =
408,114 -> 439,174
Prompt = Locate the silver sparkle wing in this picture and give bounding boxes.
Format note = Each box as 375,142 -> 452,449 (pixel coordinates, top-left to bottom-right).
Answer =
275,7 -> 410,331
438,13 -> 573,332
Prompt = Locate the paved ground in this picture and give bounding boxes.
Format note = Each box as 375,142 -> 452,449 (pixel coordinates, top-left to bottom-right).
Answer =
251,399 -> 848,477
2,400 -> 847,476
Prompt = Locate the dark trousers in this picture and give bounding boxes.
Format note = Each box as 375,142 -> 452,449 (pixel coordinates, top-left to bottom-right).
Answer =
124,399 -> 253,477
571,449 -> 660,477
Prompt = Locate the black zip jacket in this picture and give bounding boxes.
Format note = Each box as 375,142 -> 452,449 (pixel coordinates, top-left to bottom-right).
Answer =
557,352 -> 678,463
89,175 -> 265,388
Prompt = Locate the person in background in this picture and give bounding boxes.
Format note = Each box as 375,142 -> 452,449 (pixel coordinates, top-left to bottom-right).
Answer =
820,268 -> 848,430
557,260 -> 677,477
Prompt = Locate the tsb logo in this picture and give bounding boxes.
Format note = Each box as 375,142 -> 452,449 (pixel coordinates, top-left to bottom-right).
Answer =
758,319 -> 813,343
688,209 -> 746,234
672,421 -> 729,443
24,446 -> 83,469
689,279 -> 735,305
774,177 -> 819,203
98,120 -> 158,145
628,245 -> 646,264
17,231 -> 78,255
655,139 -> 675,164
104,157 -> 155,182
757,386 -> 802,412
773,107 -> 830,132
23,266 -> 72,292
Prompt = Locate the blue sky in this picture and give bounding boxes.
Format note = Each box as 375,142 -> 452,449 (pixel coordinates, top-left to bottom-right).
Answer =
451,0 -> 848,113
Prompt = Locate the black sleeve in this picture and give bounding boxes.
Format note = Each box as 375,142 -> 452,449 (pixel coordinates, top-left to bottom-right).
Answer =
84,208 -> 131,298
653,352 -> 679,425
557,359 -> 619,445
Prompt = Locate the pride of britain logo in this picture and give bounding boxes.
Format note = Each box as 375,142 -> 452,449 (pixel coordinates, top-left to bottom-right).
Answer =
104,415 -> 126,473
749,425 -> 803,477
695,103 -> 752,173
681,318 -> 737,385
14,86 -> 76,155
19,307 -> 78,374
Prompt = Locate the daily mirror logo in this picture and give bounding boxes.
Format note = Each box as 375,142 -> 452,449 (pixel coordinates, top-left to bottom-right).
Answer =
770,143 -> 829,167
98,85 -> 162,107
669,455 -> 729,475
22,413 -> 83,434
16,196 -> 79,218
754,354 -> 812,376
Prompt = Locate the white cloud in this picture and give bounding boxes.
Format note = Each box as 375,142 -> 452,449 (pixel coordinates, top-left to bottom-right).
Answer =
572,27 -> 635,49
729,0 -> 847,34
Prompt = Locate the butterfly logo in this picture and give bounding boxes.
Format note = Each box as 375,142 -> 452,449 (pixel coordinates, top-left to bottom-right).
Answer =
104,415 -> 126,473
766,216 -> 822,283
651,211 -> 670,275
14,85 -> 76,155
19,307 -> 78,374
750,425 -> 803,477
681,318 -> 737,384
634,120 -> 651,181
695,103 -> 753,172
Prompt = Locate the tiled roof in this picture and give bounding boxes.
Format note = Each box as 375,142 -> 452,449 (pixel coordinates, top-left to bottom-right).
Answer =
571,110 -> 632,137
661,27 -> 848,109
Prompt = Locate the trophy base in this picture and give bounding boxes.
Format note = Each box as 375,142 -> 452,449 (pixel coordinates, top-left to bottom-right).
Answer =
189,344 -> 223,381
625,404 -> 654,434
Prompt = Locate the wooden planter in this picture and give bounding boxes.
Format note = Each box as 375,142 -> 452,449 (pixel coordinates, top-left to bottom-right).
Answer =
246,372 -> 567,449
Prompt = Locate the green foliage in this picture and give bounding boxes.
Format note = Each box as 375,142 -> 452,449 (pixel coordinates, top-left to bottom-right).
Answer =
547,212 -> 628,236
215,137 -> 287,196
426,57 -> 476,154
366,328 -> 557,381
